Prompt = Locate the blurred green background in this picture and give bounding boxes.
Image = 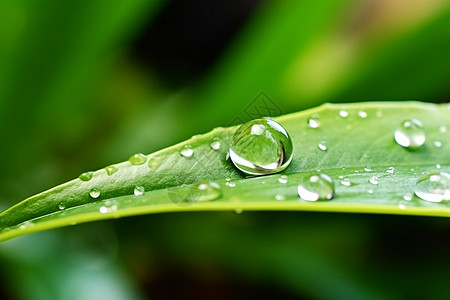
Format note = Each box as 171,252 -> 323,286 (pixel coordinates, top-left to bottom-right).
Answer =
1,0 -> 450,299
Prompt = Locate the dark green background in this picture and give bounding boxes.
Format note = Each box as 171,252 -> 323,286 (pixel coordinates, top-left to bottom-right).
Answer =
0,0 -> 449,299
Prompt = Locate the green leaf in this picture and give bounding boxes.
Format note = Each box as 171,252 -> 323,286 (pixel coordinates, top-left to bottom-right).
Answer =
0,101 -> 449,242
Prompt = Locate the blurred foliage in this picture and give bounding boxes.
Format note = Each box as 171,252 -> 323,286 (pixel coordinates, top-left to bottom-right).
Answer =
0,0 -> 449,299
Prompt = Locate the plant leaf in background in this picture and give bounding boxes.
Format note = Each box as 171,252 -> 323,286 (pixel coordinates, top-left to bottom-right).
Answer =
1,101 -> 448,242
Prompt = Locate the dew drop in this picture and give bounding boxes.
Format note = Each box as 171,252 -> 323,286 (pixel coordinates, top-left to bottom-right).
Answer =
278,175 -> 288,184
318,142 -> 327,151
340,178 -> 351,186
90,188 -> 101,199
186,181 -> 222,202
364,166 -> 372,172
129,153 -> 147,165
436,164 -> 441,169
414,172 -> 450,203
134,186 -> 145,196
226,182 -> 236,188
229,119 -> 293,175
339,110 -> 348,118
376,110 -> 383,118
368,189 -> 374,194
433,140 -> 442,148
369,176 -> 379,185
386,167 -> 395,174
79,171 -> 94,181
307,114 -> 320,128
105,165 -> 118,176
210,137 -> 221,150
275,195 -> 285,201
357,110 -> 367,118
403,193 -> 413,201
99,206 -> 108,214
58,202 -> 66,210
394,119 -> 425,149
180,145 -> 193,157
439,125 -> 447,133
297,173 -> 334,201
148,158 -> 159,170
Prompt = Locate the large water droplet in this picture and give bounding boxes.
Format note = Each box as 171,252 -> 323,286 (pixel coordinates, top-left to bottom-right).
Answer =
210,137 -> 221,150
134,186 -> 145,196
394,119 -> 425,149
79,171 -> 93,181
229,119 -> 293,175
180,145 -> 193,157
129,153 -> 147,165
307,114 -> 320,128
297,173 -> 334,201
414,172 -> 450,203
90,188 -> 101,199
105,165 -> 118,176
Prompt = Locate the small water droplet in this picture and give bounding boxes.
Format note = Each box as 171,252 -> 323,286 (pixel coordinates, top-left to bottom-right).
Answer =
229,119 -> 293,175
90,188 -> 101,199
278,175 -> 288,184
339,110 -> 348,118
369,176 -> 379,185
357,110 -> 367,118
79,171 -> 94,181
414,172 -> 450,203
225,177 -> 231,181
275,195 -> 285,201
439,125 -> 447,133
436,164 -> 441,169
148,158 -> 159,170
340,178 -> 351,186
386,167 -> 395,174
134,186 -> 145,196
180,145 -> 193,157
403,193 -> 413,201
307,114 -> 320,128
226,182 -> 236,188
235,209 -> 243,214
368,189 -> 374,194
433,140 -> 442,148
99,206 -> 108,214
186,181 -> 222,202
210,137 -> 221,150
364,166 -> 372,172
318,142 -> 327,151
19,221 -> 34,230
105,165 -> 118,176
376,110 -> 383,117
58,202 -> 66,210
129,153 -> 147,165
297,173 -> 334,201
394,119 -> 425,149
